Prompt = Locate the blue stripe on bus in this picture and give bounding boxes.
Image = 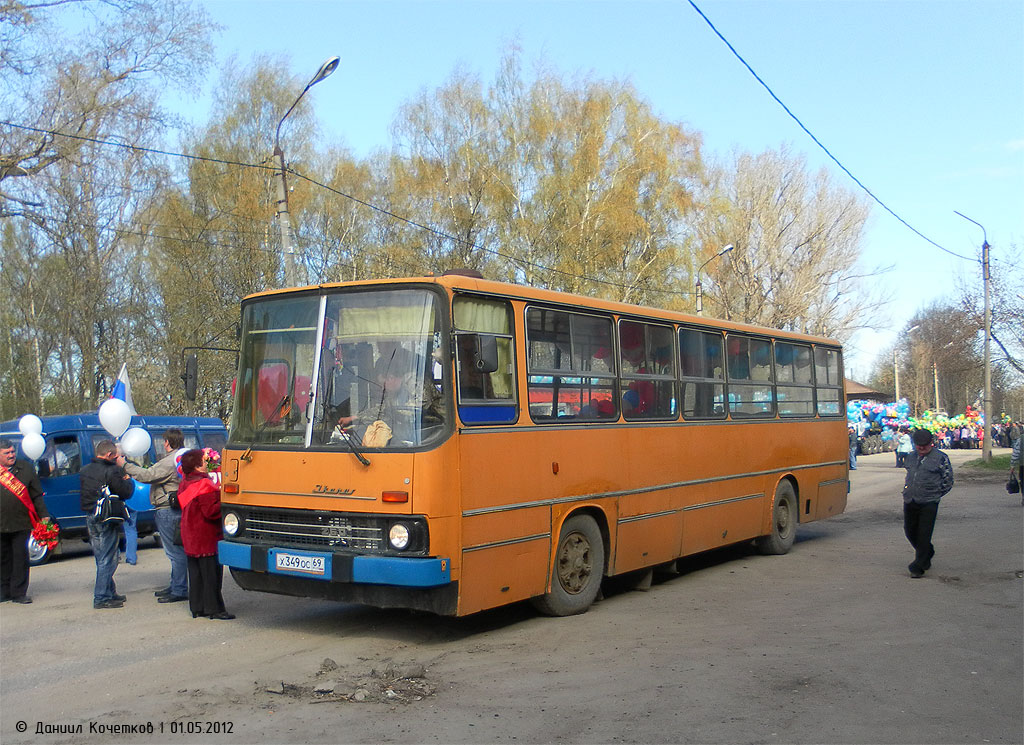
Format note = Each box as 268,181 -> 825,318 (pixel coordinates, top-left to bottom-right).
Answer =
353,556 -> 450,587
218,541 -> 450,587
219,540 -> 251,569
458,405 -> 517,424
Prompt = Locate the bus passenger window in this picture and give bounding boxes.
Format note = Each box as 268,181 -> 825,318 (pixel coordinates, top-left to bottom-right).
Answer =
726,335 -> 774,417
776,342 -> 815,417
619,320 -> 676,420
526,307 -> 616,423
679,328 -> 725,419
814,347 -> 843,417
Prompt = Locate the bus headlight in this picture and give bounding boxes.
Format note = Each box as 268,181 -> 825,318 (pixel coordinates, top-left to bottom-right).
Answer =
223,512 -> 240,536
388,522 -> 411,551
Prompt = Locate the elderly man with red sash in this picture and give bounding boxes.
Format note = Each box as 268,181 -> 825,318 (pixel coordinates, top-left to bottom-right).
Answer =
0,438 -> 49,604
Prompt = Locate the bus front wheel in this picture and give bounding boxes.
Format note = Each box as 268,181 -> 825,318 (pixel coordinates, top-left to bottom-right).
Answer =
756,481 -> 797,555
531,514 -> 604,617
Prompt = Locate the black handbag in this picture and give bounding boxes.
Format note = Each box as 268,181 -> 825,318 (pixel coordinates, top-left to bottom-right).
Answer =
1007,471 -> 1020,495
93,486 -> 129,523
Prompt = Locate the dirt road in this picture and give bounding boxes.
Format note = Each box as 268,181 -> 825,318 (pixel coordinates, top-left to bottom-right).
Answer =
1,449 -> 1021,744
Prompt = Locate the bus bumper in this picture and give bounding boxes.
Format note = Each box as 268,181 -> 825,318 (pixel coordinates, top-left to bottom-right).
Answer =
218,540 -> 451,587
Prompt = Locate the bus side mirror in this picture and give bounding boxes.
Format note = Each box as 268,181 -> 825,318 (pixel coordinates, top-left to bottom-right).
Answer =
182,353 -> 198,401
471,334 -> 499,374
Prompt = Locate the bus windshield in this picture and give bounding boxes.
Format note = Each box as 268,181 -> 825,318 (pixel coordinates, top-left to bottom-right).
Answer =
230,288 -> 448,449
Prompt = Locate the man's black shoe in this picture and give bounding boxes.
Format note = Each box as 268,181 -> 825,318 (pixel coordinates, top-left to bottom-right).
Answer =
10,596 -> 32,604
908,564 -> 925,578
113,594 -> 127,602
94,598 -> 125,609
154,587 -> 172,597
157,594 -> 188,603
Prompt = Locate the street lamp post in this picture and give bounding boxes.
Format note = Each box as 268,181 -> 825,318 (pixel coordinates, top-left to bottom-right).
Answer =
954,210 -> 992,463
274,56 -> 340,288
894,349 -> 900,401
695,244 -> 734,316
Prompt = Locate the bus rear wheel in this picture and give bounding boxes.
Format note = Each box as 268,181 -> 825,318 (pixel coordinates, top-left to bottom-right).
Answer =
756,481 -> 797,555
531,514 -> 604,617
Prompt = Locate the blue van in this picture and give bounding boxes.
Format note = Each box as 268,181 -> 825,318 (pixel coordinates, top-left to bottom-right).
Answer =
0,414 -> 227,565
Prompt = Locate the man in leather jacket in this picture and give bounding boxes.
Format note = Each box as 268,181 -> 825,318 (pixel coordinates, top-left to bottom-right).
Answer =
80,440 -> 134,608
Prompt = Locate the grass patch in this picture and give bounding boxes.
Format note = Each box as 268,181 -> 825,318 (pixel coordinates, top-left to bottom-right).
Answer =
961,453 -> 1012,470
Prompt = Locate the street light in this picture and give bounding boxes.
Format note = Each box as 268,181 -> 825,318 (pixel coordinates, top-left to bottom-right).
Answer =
695,244 -> 734,316
274,56 -> 340,288
954,210 -> 992,463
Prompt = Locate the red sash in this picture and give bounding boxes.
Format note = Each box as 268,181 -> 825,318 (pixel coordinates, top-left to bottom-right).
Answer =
0,465 -> 40,527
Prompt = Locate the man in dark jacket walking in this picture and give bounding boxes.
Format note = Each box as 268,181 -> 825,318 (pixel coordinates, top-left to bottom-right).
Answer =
0,438 -> 49,604
80,440 -> 134,608
902,428 -> 954,578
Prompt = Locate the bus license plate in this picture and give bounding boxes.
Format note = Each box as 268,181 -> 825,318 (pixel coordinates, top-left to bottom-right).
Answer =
274,552 -> 326,576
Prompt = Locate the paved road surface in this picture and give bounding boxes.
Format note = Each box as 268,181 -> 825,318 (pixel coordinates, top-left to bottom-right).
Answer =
1,449 -> 1020,744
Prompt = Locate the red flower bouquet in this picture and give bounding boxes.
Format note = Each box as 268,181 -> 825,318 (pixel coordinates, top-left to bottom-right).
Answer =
32,518 -> 60,550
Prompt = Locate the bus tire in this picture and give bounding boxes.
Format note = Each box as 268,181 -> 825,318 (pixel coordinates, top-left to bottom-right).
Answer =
756,480 -> 797,555
531,514 -> 604,617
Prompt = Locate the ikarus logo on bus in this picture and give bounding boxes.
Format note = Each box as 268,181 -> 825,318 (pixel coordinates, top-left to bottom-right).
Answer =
312,483 -> 356,495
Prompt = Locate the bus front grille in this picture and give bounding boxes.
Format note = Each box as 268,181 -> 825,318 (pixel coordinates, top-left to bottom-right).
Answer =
244,509 -> 385,551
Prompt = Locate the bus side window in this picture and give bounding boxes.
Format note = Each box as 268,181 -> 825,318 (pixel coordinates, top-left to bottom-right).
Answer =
453,296 -> 517,424
679,328 -> 726,419
726,335 -> 774,417
526,307 -> 616,423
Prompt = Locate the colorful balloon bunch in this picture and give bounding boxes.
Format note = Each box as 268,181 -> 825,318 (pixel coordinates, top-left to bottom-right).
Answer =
847,397 -> 986,437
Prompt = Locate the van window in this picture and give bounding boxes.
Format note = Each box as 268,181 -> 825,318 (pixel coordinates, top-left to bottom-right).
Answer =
91,432 -> 157,467
201,431 -> 227,452
151,430 -> 200,451
40,435 -> 82,478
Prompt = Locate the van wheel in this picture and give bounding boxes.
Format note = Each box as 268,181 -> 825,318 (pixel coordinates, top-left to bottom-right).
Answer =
756,481 -> 797,555
531,515 -> 604,616
27,535 -> 52,566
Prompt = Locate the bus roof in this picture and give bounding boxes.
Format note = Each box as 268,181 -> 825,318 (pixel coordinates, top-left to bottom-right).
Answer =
242,275 -> 842,347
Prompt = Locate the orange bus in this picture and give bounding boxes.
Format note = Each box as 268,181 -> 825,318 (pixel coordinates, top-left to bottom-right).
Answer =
217,275 -> 848,616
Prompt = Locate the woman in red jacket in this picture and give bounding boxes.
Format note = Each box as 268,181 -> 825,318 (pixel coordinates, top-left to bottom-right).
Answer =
178,449 -> 233,620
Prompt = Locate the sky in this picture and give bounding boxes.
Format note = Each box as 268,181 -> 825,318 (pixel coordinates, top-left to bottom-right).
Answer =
181,0 -> 1023,380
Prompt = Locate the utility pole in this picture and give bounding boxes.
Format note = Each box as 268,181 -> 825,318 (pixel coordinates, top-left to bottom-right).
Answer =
274,56 -> 340,288
894,350 -> 900,401
954,211 -> 993,462
933,361 -> 940,412
695,244 -> 734,316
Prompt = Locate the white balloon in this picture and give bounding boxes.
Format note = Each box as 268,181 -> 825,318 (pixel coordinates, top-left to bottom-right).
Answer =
120,427 -> 152,458
98,398 -> 132,438
18,414 -> 43,436
21,432 -> 45,460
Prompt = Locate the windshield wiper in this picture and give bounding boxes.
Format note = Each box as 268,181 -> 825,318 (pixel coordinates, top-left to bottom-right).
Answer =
336,427 -> 371,467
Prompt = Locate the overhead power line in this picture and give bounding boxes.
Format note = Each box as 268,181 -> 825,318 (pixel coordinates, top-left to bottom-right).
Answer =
2,120 -> 694,298
284,166 -> 694,297
686,0 -> 977,264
